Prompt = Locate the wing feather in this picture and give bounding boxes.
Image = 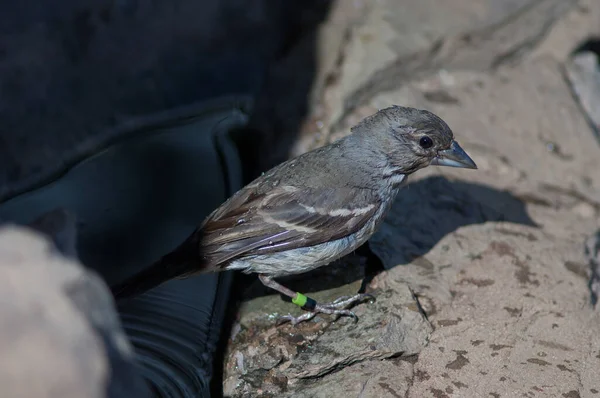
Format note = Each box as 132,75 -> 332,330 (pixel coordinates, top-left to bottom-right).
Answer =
200,185 -> 380,266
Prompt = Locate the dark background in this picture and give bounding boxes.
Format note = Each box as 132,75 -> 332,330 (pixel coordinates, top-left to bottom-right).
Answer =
0,2 -> 335,396
0,0 -> 333,191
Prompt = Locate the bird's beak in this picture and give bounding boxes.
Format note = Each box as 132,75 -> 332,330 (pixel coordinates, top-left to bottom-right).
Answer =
430,140 -> 477,169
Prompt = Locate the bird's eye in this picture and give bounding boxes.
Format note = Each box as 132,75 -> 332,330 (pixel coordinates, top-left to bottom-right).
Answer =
419,136 -> 433,149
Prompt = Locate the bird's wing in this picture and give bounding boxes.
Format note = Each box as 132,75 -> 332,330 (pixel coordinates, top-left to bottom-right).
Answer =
200,184 -> 382,267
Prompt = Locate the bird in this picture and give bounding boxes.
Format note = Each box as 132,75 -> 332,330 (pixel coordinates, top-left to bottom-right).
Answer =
110,105 -> 477,324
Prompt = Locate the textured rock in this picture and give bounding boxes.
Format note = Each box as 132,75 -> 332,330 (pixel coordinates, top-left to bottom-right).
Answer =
292,0 -> 579,155
289,359 -> 414,398
565,50 -> 600,139
224,0 -> 600,396
0,225 -> 148,398
401,223 -> 600,397
223,278 -> 431,396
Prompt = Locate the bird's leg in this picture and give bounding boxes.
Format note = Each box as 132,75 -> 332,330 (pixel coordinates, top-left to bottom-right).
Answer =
355,242 -> 385,294
258,275 -> 374,325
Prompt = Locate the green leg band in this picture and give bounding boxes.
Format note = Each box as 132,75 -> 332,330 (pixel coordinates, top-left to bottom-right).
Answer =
292,293 -> 317,311
292,292 -> 307,307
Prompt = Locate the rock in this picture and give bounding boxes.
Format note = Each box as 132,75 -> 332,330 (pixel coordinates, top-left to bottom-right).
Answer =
342,39 -> 600,242
0,225 -> 149,398
223,278 -> 431,396
564,49 -> 600,140
400,223 -> 600,397
289,359 -> 413,398
295,0 -> 579,154
222,0 -> 600,396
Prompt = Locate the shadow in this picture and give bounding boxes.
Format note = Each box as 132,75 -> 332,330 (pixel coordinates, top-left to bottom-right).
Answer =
568,36 -> 600,144
238,176 -> 537,301
0,1 -> 334,396
79,142 -> 206,283
0,101 -> 249,398
0,0 -> 332,200
585,230 -> 600,306
572,37 -> 600,56
229,1 -> 334,182
208,2 -> 335,397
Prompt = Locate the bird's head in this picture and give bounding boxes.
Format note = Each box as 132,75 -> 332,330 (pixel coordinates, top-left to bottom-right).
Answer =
351,105 -> 477,174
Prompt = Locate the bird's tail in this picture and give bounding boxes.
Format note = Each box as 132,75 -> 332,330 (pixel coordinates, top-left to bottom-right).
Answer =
110,231 -> 210,300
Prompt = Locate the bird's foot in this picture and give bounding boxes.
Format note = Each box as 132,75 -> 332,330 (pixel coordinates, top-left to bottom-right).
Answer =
279,293 -> 375,325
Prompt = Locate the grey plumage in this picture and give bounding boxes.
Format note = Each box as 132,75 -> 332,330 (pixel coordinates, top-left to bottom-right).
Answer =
111,105 -> 476,323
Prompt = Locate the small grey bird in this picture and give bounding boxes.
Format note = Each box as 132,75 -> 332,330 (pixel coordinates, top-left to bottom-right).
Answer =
111,105 -> 476,324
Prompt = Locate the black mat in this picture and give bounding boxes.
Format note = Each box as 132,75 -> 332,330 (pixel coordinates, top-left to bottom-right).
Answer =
0,96 -> 251,397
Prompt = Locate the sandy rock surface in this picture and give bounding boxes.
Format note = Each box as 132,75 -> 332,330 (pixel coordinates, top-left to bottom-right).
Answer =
223,0 -> 600,396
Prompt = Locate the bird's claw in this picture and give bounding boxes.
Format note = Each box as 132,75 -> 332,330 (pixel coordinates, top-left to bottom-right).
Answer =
279,311 -> 317,325
278,293 -> 374,325
332,293 -> 376,305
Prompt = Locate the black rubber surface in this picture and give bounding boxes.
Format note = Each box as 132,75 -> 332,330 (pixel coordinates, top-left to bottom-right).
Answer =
0,96 -> 251,397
